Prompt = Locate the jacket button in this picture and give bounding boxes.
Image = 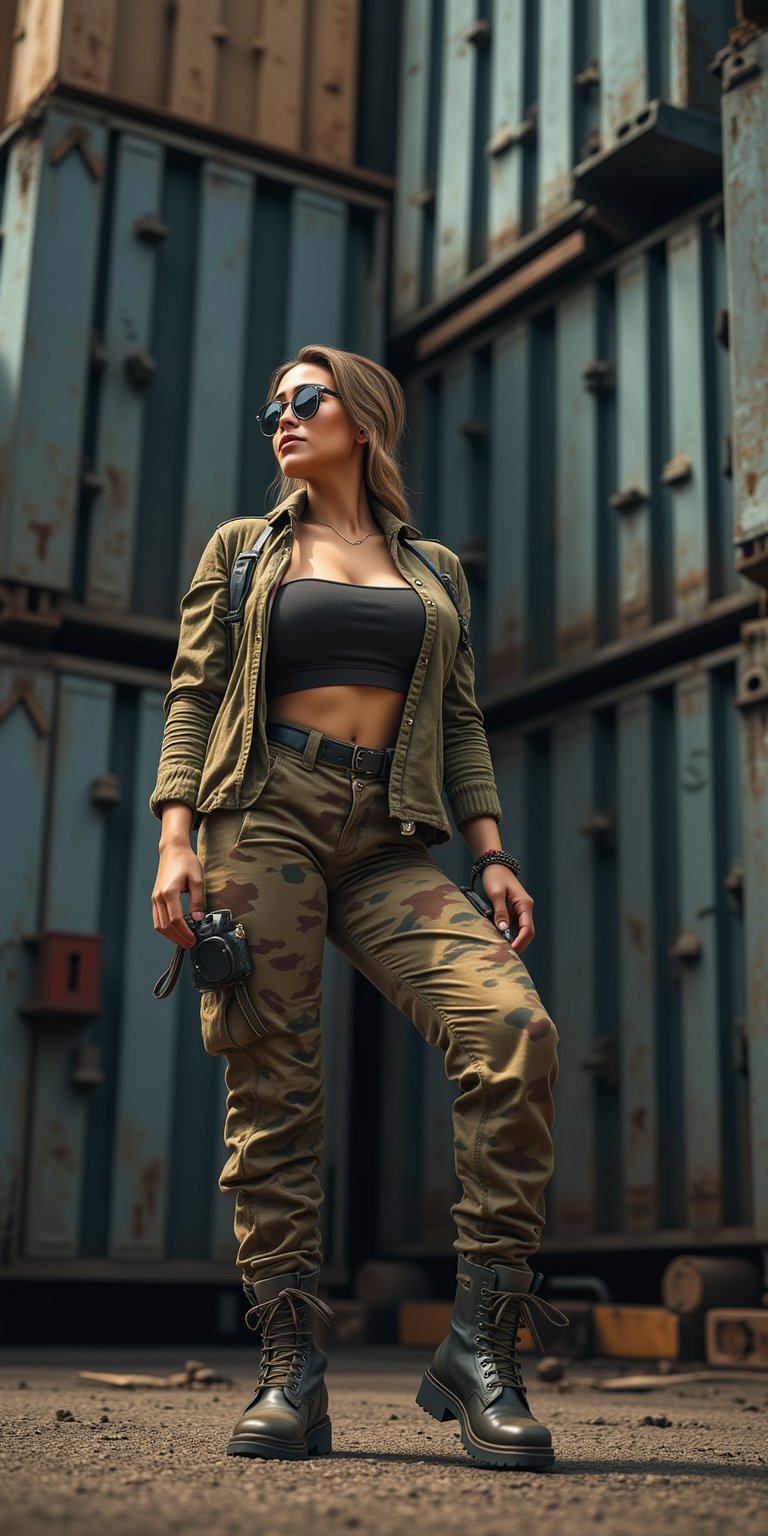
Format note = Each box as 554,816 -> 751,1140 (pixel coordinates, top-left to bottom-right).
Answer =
400,820 -> 415,835
405,717 -> 413,726
414,579 -> 423,586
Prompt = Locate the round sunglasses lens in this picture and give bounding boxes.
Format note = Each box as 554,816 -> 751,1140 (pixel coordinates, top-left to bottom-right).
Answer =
260,403 -> 281,436
293,386 -> 321,419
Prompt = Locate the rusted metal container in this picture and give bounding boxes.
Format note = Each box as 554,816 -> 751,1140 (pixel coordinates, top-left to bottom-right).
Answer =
392,0 -> 732,324
378,642 -> 767,1255
0,0 -> 400,175
399,195 -> 760,703
0,649 -> 353,1282
0,98 -> 388,621
717,22 -> 768,586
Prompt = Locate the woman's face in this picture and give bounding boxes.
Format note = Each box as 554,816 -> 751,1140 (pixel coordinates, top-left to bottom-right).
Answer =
266,364 -> 360,478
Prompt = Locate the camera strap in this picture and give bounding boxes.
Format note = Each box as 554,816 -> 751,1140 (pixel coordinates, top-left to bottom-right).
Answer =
152,948 -> 269,1039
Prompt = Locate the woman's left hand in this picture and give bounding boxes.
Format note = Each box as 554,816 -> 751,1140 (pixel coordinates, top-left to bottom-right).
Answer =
481,868 -> 535,954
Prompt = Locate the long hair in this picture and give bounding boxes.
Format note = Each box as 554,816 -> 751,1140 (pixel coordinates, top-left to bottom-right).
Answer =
262,345 -> 415,526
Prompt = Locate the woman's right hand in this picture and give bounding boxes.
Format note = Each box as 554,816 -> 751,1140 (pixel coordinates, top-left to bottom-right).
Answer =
152,802 -> 205,947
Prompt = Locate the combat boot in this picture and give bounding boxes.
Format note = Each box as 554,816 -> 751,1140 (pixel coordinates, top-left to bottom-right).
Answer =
415,1253 -> 569,1469
226,1269 -> 335,1459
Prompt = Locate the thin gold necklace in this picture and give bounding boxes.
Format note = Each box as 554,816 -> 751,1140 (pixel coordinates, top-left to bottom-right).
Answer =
303,512 -> 377,546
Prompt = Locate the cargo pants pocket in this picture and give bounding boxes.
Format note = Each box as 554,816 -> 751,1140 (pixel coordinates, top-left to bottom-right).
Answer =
200,984 -> 266,1055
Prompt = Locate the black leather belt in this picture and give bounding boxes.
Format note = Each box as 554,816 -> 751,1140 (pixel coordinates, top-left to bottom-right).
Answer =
266,720 -> 395,779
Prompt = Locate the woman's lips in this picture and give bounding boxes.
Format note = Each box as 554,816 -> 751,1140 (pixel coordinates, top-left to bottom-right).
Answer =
280,436 -> 303,450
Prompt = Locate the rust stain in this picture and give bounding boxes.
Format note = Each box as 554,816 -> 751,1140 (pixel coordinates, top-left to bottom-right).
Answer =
676,568 -> 706,602
625,915 -> 649,953
27,521 -> 55,561
557,615 -> 595,655
745,471 -> 760,497
625,1185 -> 653,1220
629,1105 -> 649,1139
131,1157 -> 164,1243
553,1198 -> 592,1232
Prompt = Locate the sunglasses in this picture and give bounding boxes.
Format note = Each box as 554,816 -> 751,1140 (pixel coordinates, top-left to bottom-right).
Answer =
256,384 -> 342,438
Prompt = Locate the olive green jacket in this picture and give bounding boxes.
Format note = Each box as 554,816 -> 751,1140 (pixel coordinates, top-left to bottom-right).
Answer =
149,486 -> 503,846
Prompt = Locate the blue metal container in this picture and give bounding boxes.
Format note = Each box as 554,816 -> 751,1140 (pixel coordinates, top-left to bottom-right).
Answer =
401,196 -> 758,698
0,100 -> 389,611
0,652 -> 353,1281
392,0 -> 732,322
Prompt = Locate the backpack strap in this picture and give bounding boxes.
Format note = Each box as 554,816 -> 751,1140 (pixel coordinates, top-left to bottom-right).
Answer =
402,534 -> 473,652
222,522 -> 472,675
223,522 -> 278,673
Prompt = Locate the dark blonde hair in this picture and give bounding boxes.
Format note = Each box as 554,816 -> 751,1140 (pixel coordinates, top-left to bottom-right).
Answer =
263,345 -> 415,526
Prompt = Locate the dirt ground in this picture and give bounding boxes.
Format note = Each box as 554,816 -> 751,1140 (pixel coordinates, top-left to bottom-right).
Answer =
1,1344 -> 766,1535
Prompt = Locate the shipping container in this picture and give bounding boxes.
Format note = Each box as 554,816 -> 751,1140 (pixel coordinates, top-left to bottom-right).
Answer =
717,21 -> 768,586
378,642 -> 767,1256
0,99 -> 388,621
392,0 -> 732,324
0,648 -> 354,1283
401,196 -> 760,705
0,0 -> 401,177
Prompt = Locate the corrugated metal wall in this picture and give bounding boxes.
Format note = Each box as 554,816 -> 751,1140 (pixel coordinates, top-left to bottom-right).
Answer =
392,0 -> 732,322
382,1 -> 768,1262
0,0 -> 400,174
0,649 -> 354,1280
0,102 -> 388,615
0,61 -> 395,1282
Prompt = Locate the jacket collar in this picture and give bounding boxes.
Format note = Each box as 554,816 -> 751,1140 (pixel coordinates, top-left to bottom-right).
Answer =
264,486 -> 423,543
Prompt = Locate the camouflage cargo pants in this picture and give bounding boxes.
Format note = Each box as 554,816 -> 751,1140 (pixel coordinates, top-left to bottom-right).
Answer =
196,720 -> 560,1285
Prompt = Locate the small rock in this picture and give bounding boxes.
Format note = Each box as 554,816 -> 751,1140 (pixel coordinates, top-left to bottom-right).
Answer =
18,1381 -> 28,1390
387,1413 -> 399,1420
55,1409 -> 75,1422
99,1415 -> 109,1423
536,1355 -> 564,1381
639,1413 -> 672,1427
183,1358 -> 209,1375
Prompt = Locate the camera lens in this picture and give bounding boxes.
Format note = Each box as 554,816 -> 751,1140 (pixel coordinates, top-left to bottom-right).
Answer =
196,936 -> 235,985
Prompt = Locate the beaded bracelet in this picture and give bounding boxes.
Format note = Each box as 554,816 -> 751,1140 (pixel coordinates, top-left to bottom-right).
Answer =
470,848 -> 521,891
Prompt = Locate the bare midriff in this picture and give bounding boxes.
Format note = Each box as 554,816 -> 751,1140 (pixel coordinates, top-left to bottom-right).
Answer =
266,519 -> 413,750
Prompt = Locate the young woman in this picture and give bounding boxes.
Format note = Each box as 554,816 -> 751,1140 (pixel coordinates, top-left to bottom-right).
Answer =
149,345 -> 568,1470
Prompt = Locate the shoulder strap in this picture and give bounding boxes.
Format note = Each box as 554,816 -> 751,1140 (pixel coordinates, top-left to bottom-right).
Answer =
403,535 -> 472,652
223,522 -> 279,673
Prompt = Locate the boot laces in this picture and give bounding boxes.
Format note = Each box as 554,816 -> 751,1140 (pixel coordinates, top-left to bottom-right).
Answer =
244,1286 -> 334,1391
476,1286 -> 570,1392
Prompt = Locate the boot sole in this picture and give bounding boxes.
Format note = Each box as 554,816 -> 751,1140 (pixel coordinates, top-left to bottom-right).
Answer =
416,1370 -> 554,1471
226,1416 -> 332,1460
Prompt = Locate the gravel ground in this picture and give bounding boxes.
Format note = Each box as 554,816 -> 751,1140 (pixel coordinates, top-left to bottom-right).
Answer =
1,1345 -> 766,1535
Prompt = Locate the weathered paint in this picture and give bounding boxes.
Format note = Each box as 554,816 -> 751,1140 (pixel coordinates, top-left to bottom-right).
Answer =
0,100 -> 388,609
0,655 -> 352,1279
402,201 -> 745,694
720,27 -> 768,572
392,0 -> 732,321
4,0 -> 371,170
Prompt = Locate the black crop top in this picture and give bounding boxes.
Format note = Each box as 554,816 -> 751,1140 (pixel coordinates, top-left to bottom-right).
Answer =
264,578 -> 426,697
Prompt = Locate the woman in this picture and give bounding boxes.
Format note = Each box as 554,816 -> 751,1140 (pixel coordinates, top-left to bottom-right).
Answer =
149,345 -> 568,1470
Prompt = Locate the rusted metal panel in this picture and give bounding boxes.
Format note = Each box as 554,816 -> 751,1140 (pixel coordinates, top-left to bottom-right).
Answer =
304,0 -> 361,167
537,0 -> 575,221
720,27 -> 768,580
0,107 -> 105,592
736,621 -> 768,1238
402,200 -> 741,693
0,662 -> 53,1268
177,158 -> 252,606
391,0 -> 430,321
434,0 -> 478,300
84,133 -> 165,609
23,675 -> 114,1259
2,0 -> 370,170
392,0 -> 732,324
0,99 -> 389,615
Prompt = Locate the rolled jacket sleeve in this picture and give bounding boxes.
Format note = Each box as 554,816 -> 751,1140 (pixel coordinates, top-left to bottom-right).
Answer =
148,530 -> 230,820
441,557 -> 503,828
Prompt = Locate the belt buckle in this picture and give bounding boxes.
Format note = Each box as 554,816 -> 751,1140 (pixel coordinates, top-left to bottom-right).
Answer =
352,745 -> 379,776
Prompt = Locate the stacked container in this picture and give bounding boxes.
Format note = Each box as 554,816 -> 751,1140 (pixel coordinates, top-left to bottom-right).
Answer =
0,0 -> 401,1294
380,0 -> 768,1269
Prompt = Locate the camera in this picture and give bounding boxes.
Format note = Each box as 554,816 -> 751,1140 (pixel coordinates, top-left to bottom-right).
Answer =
184,908 -> 253,992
